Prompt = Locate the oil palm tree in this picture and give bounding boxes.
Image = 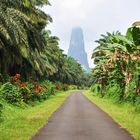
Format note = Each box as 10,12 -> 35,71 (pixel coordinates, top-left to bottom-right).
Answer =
0,0 -> 51,77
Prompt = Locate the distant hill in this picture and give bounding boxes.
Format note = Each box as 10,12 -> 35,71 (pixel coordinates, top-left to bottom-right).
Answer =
68,27 -> 90,70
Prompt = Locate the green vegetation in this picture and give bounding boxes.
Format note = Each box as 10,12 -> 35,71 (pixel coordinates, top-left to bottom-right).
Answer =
84,91 -> 140,140
1,0 -> 140,139
0,91 -> 70,140
0,73 -> 69,105
0,72 -> 78,140
0,0 -> 87,86
91,24 -> 140,106
89,25 -> 140,139
0,1 -> 89,139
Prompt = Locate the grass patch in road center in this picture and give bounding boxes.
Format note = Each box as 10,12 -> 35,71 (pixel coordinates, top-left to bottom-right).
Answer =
83,91 -> 140,140
0,91 -> 71,140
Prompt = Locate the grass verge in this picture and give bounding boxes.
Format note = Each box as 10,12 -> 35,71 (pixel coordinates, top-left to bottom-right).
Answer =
83,90 -> 140,140
0,91 -> 71,140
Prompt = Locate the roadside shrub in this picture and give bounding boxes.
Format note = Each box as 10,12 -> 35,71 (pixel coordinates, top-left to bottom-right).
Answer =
0,82 -> 22,105
69,85 -> 77,90
20,83 -> 32,103
135,96 -> 140,112
33,82 -> 46,94
55,82 -> 62,90
42,80 -> 55,96
91,84 -> 101,94
77,85 -> 88,90
62,83 -> 69,91
105,83 -> 125,103
0,73 -> 65,105
31,82 -> 46,101
20,82 -> 47,102
55,82 -> 69,91
124,80 -> 136,103
10,73 -> 21,85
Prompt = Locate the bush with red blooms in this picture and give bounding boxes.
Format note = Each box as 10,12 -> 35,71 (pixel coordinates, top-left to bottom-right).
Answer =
20,82 -> 47,102
19,82 -> 28,87
30,82 -> 47,101
41,80 -> 55,95
8,74 -> 47,103
33,82 -> 46,95
20,85 -> 31,103
10,73 -> 21,85
1,73 -> 69,104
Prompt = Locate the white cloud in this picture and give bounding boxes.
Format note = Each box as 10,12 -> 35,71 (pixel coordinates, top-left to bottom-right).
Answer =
61,0 -> 83,9
43,0 -> 140,67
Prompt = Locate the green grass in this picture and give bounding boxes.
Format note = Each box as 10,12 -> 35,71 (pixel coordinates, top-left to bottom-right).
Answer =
83,90 -> 140,140
0,91 -> 71,140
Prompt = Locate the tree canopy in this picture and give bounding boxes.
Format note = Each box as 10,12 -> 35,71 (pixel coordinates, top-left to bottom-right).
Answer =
0,0 -> 85,86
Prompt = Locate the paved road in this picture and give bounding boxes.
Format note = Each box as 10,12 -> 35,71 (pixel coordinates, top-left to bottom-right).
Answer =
32,91 -> 135,140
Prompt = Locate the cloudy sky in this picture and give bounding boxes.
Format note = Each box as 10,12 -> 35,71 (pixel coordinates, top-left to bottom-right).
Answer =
42,0 -> 140,67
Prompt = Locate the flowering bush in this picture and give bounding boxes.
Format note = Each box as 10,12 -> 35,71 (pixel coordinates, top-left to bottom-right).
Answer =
9,74 -> 47,102
41,80 -> 55,95
19,82 -> 47,102
0,73 -> 68,104
29,82 -> 46,101
19,82 -> 28,87
20,84 -> 32,103
33,82 -> 46,94
10,73 -> 21,85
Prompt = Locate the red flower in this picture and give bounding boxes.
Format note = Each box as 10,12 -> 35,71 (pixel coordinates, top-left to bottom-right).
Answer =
33,82 -> 46,94
15,73 -> 20,79
34,82 -> 40,89
10,73 -> 21,84
20,83 -> 28,87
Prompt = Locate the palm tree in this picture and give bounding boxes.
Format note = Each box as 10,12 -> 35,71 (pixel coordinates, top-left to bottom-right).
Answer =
0,0 -> 51,77
0,0 -> 85,86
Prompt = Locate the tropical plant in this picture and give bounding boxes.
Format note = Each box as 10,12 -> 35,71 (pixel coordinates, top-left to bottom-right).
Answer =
91,24 -> 140,102
0,82 -> 22,104
0,0 -> 52,78
0,0 -> 86,88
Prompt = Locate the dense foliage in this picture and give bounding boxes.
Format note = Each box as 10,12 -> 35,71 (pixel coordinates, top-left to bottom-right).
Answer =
0,0 -> 84,85
91,24 -> 140,105
0,73 -> 71,105
0,0 -> 89,122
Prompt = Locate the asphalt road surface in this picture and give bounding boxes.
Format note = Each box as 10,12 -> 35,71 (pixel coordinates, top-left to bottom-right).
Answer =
32,91 -> 135,140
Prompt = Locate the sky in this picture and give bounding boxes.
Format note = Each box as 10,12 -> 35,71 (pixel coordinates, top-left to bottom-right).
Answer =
42,0 -> 140,68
